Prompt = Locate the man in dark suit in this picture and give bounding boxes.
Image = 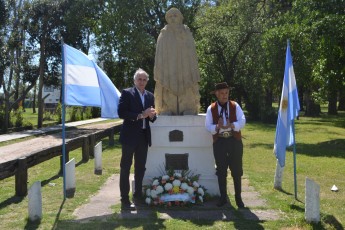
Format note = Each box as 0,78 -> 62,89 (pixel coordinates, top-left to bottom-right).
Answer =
118,68 -> 157,210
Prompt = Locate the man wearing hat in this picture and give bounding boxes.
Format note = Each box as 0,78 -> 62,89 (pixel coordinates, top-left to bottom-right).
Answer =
205,82 -> 246,208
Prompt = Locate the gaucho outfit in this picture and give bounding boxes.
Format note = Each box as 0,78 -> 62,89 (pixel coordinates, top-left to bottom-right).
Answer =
205,100 -> 246,207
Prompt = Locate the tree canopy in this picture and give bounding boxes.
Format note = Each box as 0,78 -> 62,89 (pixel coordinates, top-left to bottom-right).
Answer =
1,0 -> 344,132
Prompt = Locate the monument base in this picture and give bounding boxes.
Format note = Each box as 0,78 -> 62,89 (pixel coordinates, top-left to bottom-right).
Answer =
144,115 -> 219,196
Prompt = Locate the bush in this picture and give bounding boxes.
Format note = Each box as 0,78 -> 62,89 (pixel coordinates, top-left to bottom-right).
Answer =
91,107 -> 101,118
0,105 -> 5,131
23,121 -> 33,130
84,107 -> 94,119
69,106 -> 82,122
13,107 -> 24,128
55,102 -> 62,124
43,110 -> 54,121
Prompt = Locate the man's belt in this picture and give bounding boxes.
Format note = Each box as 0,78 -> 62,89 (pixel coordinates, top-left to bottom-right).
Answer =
218,131 -> 233,138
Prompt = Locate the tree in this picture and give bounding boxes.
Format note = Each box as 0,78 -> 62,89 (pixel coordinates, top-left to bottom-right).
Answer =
24,0 -> 67,128
195,0 -> 270,118
0,0 -> 7,92
285,0 -> 345,115
94,0 -> 202,92
0,0 -> 32,132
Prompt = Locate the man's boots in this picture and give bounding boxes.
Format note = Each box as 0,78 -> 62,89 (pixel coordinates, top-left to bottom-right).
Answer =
233,177 -> 245,208
217,175 -> 228,207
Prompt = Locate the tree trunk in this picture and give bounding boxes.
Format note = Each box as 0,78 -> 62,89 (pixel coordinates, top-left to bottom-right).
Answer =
32,84 -> 36,113
304,92 -> 320,116
14,49 -> 20,110
37,39 -> 46,128
328,77 -> 338,115
338,87 -> 345,111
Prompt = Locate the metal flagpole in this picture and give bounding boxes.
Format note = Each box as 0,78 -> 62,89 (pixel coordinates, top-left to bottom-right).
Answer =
61,40 -> 67,199
292,119 -> 297,200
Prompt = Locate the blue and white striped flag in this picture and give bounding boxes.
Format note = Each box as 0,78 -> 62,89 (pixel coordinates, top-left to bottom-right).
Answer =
63,44 -> 120,118
274,41 -> 300,167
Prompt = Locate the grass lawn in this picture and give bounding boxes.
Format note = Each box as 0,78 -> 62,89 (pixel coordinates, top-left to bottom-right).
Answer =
0,110 -> 344,229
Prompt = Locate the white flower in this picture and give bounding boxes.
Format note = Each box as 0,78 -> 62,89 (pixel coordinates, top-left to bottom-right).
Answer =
174,172 -> 182,178
192,181 -> 200,188
199,196 -> 203,203
146,188 -> 151,197
187,186 -> 194,195
181,182 -> 189,190
164,183 -> 173,191
152,179 -> 159,186
162,175 -> 170,180
145,197 -> 152,205
151,189 -> 158,198
156,185 -> 164,194
172,179 -> 181,187
197,187 -> 204,196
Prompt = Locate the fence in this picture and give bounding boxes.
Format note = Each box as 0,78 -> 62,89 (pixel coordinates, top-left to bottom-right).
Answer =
0,121 -> 122,196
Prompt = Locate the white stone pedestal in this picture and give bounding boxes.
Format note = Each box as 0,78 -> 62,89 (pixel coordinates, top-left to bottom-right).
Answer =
143,115 -> 220,196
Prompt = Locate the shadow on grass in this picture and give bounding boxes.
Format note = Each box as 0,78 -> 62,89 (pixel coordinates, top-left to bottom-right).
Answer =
41,173 -> 61,187
24,218 -> 41,230
290,204 -> 304,213
0,196 -> 24,210
23,199 -> 66,230
274,187 -> 293,196
294,139 -> 345,159
321,214 -> 344,230
49,204 -> 266,229
299,112 -> 345,129
249,139 -> 345,159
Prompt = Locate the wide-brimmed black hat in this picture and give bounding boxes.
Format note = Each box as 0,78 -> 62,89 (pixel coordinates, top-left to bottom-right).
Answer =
210,82 -> 229,94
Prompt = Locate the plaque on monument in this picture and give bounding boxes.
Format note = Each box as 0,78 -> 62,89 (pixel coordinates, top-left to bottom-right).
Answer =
169,130 -> 183,142
165,153 -> 188,170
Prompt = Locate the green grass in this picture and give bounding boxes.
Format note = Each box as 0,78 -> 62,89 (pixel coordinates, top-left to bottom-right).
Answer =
21,107 -> 60,127
0,111 -> 344,229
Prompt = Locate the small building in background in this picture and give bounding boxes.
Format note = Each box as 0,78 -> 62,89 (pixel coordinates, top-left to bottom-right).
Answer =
43,85 -> 60,112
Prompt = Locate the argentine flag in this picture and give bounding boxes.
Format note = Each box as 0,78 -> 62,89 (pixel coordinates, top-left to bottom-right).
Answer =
63,44 -> 120,118
274,41 -> 300,167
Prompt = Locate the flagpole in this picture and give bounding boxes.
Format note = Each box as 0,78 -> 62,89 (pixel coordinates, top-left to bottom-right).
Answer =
292,120 -> 297,200
61,40 -> 67,199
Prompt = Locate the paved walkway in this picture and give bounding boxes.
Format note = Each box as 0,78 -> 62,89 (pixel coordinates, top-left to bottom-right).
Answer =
73,174 -> 282,222
0,118 -> 108,143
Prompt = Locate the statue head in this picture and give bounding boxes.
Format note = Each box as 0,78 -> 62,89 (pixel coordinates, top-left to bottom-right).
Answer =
165,8 -> 183,25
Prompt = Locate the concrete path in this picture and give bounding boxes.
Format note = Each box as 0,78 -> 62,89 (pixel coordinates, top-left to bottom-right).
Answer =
73,174 -> 282,222
0,118 -> 108,143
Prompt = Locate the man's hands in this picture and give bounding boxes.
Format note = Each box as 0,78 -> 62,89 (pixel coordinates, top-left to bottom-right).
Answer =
216,118 -> 234,131
142,107 -> 156,119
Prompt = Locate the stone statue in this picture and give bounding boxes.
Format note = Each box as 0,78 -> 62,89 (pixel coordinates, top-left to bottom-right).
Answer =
154,8 -> 200,115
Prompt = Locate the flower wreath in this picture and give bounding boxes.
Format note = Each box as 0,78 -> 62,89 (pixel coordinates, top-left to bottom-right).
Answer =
144,169 -> 206,206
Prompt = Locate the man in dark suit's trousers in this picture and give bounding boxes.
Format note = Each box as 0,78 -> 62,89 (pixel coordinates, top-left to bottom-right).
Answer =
118,68 -> 156,210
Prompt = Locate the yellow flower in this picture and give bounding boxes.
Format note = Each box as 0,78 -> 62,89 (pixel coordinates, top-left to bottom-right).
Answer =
172,186 -> 180,194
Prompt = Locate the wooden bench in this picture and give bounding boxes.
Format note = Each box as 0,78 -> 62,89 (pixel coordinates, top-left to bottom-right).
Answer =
0,121 -> 122,196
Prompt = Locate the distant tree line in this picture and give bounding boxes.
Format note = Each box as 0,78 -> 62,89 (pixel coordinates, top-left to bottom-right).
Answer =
0,0 -> 344,132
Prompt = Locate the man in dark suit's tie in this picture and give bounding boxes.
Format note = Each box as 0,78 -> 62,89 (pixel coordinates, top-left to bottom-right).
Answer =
118,68 -> 157,210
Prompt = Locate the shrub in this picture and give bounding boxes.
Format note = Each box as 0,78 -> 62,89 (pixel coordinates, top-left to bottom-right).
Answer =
13,107 -> 24,128
91,107 -> 101,118
23,121 -> 33,130
55,102 -> 62,124
43,110 -> 54,121
83,107 -> 93,119
69,106 -> 82,122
